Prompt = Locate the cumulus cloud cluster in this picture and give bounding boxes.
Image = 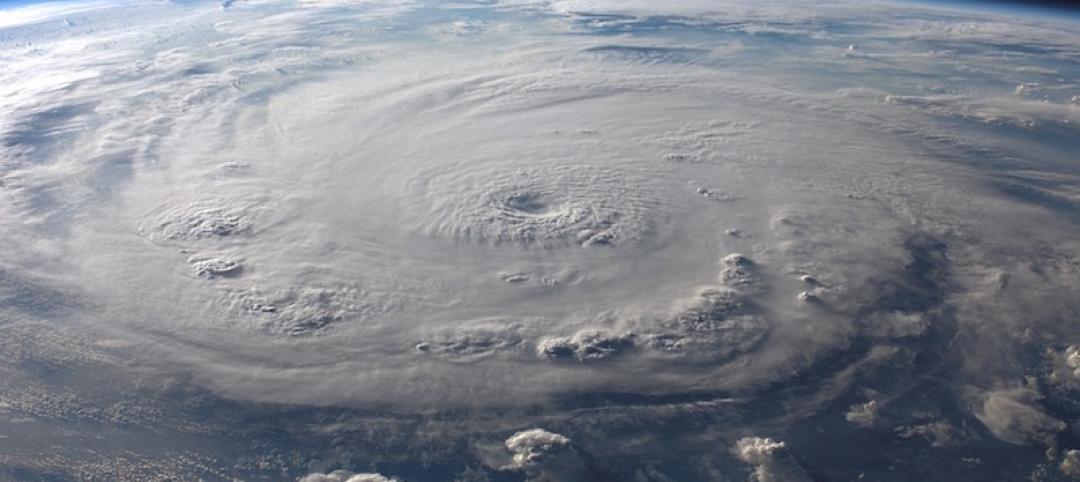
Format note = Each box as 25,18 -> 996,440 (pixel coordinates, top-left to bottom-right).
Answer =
731,437 -> 811,482
501,429 -> 585,482
1049,345 -> 1080,388
1063,450 -> 1080,479
537,330 -> 635,361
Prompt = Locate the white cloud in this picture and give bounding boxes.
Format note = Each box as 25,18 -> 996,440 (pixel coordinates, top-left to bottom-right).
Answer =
0,1 -> 118,29
1062,450 -> 1080,479
1049,345 -> 1080,388
731,437 -> 811,482
3,0 -> 1080,478
536,330 -> 635,361
505,428 -> 571,468
299,470 -> 396,482
502,428 -> 586,481
896,421 -> 966,448
845,400 -> 879,428
974,382 -> 1065,446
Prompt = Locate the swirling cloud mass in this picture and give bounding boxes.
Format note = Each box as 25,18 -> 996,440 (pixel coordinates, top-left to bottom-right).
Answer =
1,0 -> 1080,480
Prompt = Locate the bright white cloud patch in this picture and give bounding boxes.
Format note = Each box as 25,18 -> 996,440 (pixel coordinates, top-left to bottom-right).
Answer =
731,437 -> 812,482
300,471 -> 396,482
501,429 -> 585,481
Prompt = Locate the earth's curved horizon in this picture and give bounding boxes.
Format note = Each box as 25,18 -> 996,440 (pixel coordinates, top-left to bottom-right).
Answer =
1,0 -> 1079,481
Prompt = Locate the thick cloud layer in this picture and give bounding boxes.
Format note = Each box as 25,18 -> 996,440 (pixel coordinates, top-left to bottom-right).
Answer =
2,0 -> 1080,480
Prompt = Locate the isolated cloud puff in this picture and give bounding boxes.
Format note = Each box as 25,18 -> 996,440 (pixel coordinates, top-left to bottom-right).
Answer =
731,437 -> 811,482
974,383 -> 1065,446
845,400 -> 879,428
503,428 -> 586,481
505,428 -> 572,469
1062,449 -> 1080,479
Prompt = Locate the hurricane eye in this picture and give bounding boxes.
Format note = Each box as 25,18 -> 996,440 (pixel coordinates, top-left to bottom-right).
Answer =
503,192 -> 551,214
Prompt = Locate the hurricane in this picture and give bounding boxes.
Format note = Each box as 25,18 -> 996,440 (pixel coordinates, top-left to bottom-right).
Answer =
2,0 -> 1080,480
